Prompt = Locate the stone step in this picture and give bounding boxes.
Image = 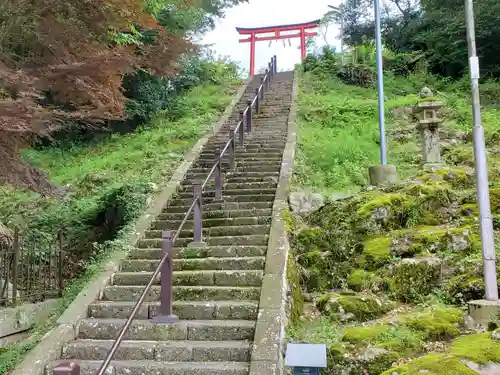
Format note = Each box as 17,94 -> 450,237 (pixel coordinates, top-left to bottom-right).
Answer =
197,155 -> 282,163
199,145 -> 284,153
152,216 -> 271,230
175,188 -> 277,199
189,166 -> 280,174
48,360 -> 249,375
157,209 -> 272,221
89,300 -> 258,320
202,139 -> 285,147
199,150 -> 283,157
77,318 -> 255,341
168,195 -> 275,207
112,270 -> 263,287
144,224 -> 270,239
193,161 -> 281,169
137,234 -> 269,248
128,246 -> 267,260
120,256 -> 266,272
163,202 -> 273,213
101,285 -> 261,302
62,339 -> 252,362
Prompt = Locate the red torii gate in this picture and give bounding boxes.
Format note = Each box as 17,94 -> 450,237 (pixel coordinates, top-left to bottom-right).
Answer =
236,20 -> 320,76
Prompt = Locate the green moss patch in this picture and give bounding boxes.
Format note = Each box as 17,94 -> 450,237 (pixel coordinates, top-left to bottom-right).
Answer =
317,292 -> 396,322
360,237 -> 392,269
380,354 -> 479,375
399,305 -> 463,340
451,332 -> 500,364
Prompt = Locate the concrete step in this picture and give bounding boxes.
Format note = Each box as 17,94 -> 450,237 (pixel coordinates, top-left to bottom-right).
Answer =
101,285 -> 261,302
163,202 -> 273,213
197,155 -> 282,163
128,246 -> 267,260
179,184 -> 278,192
193,161 -> 281,169
152,216 -> 271,230
168,195 -> 275,207
144,224 -> 271,239
157,209 -> 272,221
199,150 -> 283,157
175,188 -> 277,199
77,318 -> 255,341
62,339 -> 252,362
89,300 -> 258,320
112,270 -> 263,287
189,166 -> 280,174
120,256 -> 266,272
48,360 -> 249,375
137,234 -> 269,248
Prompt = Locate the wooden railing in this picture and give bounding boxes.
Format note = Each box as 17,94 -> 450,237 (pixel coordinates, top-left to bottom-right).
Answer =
52,55 -> 278,375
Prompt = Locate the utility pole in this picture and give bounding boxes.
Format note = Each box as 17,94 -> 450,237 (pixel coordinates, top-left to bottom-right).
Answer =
464,0 -> 498,301
366,0 -> 396,186
374,0 -> 387,165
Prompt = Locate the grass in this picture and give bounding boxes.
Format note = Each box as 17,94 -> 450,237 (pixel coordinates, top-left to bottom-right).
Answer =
293,70 -> 500,194
0,80 -> 240,375
1,81 -> 239,234
288,65 -> 500,374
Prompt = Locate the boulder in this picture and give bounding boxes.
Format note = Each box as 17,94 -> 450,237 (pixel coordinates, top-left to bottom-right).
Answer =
289,191 -> 325,216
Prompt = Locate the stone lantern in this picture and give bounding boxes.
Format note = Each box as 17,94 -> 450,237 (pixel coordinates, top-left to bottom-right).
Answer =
413,87 -> 444,167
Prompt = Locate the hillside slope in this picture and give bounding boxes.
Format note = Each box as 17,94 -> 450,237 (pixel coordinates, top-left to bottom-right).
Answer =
287,70 -> 500,374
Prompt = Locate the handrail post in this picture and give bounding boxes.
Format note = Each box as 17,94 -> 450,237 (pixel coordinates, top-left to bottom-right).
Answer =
268,62 -> 273,82
228,129 -> 236,170
273,55 -> 278,73
152,231 -> 177,324
214,148 -> 222,201
238,111 -> 244,146
57,230 -> 63,297
265,69 -> 269,90
260,76 -> 265,101
191,182 -> 203,245
53,361 -> 80,375
255,88 -> 260,114
11,228 -> 20,305
246,99 -> 252,133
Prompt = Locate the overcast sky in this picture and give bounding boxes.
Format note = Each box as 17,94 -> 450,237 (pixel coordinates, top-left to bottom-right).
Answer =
201,0 -> 342,75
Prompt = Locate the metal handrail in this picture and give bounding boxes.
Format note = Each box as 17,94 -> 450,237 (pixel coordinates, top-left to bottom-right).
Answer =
91,55 -> 278,375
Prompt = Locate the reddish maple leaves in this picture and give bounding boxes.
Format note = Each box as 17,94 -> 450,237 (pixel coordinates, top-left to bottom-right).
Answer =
0,0 -> 191,191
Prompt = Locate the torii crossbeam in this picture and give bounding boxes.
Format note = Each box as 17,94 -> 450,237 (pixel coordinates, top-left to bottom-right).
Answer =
236,20 -> 320,76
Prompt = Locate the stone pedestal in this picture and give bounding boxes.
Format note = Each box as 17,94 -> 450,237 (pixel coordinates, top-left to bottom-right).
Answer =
413,87 -> 444,167
468,299 -> 500,328
368,164 -> 397,186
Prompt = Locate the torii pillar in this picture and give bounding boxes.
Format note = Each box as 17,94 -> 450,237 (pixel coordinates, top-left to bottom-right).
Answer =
236,20 -> 319,76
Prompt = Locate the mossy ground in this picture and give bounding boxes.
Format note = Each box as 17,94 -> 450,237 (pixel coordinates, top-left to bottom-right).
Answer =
287,70 -> 500,374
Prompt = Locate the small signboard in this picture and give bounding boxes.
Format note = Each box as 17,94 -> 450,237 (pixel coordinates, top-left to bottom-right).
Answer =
285,343 -> 327,375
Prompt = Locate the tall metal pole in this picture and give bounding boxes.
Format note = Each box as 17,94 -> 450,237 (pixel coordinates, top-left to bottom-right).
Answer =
374,0 -> 387,165
464,0 -> 498,301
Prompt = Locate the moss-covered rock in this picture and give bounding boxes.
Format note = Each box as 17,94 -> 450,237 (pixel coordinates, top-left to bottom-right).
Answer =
451,332 -> 500,363
398,305 -> 463,341
380,332 -> 500,375
442,145 -> 475,166
446,273 -> 485,305
347,269 -> 381,292
360,237 -> 392,269
316,292 -> 395,322
356,192 -> 417,232
380,354 -> 479,375
386,258 -> 442,302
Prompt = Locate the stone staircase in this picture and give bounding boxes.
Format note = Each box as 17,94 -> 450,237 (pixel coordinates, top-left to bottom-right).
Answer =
51,71 -> 295,375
